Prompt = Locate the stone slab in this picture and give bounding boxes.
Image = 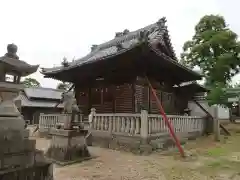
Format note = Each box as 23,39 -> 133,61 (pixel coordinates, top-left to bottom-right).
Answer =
46,129 -> 91,163
0,151 -> 35,170
50,129 -> 88,137
0,162 -> 53,180
0,128 -> 29,140
0,116 -> 25,133
46,144 -> 90,162
46,155 -> 95,166
0,139 -> 36,154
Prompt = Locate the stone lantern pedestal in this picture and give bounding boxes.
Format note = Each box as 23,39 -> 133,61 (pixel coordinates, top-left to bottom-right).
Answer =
46,93 -> 92,166
46,128 -> 91,166
0,82 -> 53,179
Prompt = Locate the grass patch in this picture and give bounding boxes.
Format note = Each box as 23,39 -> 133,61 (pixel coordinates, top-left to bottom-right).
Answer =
206,147 -> 227,157
201,159 -> 240,174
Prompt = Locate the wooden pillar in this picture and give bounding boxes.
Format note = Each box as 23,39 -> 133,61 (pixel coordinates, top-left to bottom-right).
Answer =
112,85 -> 116,113
132,82 -> 136,113
148,86 -> 151,113
88,87 -> 92,115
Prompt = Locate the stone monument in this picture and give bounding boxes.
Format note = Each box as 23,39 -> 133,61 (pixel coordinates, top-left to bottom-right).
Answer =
46,91 -> 91,165
0,44 -> 53,179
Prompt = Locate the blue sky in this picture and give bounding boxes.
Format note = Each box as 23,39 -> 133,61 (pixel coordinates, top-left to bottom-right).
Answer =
0,0 -> 239,87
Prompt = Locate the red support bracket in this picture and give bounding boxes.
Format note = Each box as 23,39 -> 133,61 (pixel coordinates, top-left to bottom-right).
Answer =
145,76 -> 185,157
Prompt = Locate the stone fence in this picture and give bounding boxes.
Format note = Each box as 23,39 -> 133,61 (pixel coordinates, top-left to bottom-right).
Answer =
89,108 -> 206,154
39,109 -> 206,154
39,113 -> 83,137
89,109 -> 205,137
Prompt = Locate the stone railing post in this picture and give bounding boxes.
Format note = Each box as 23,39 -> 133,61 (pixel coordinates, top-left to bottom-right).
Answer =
213,106 -> 220,141
39,113 -> 45,129
89,108 -> 96,129
140,110 -> 149,139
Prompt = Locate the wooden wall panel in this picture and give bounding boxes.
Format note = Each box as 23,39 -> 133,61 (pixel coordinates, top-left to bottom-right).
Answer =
91,87 -> 114,113
150,89 -> 162,114
115,83 -> 133,113
135,85 -> 149,112
135,76 -> 183,115
76,87 -> 89,115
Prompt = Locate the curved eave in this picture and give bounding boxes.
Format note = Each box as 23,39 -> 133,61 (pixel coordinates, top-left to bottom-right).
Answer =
148,45 -> 202,80
41,43 -> 141,76
21,65 -> 39,77
42,46 -> 202,81
175,83 -> 209,94
42,45 -> 202,84
0,56 -> 39,76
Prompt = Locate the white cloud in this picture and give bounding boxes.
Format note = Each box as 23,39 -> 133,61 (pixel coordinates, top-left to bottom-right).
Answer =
0,0 -> 239,88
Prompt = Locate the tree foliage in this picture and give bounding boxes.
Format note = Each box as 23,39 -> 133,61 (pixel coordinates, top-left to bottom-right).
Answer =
56,82 -> 72,91
181,15 -> 240,106
21,77 -> 40,88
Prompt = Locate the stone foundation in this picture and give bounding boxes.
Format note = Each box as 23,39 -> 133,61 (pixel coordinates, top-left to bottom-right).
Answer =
0,162 -> 53,180
0,128 -> 53,179
46,129 -> 91,165
91,130 -> 203,154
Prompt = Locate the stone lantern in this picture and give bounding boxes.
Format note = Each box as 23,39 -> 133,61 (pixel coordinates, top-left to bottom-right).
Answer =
0,44 -> 52,179
0,44 -> 39,130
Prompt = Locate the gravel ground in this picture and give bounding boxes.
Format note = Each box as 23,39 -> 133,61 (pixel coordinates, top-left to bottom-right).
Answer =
30,124 -> 240,180
35,138 -> 207,180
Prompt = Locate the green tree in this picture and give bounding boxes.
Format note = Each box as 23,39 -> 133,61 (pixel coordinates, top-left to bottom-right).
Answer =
181,15 -> 240,106
21,77 -> 40,88
56,82 -> 72,91
56,82 -> 68,90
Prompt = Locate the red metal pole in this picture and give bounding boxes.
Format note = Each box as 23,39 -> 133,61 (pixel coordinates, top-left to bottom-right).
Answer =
145,76 -> 185,157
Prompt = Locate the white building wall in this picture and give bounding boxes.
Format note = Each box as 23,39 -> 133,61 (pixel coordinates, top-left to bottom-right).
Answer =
188,100 -> 229,119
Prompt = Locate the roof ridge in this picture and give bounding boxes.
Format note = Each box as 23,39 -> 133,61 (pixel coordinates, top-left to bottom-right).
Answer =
72,17 -> 167,62
42,17 -> 178,76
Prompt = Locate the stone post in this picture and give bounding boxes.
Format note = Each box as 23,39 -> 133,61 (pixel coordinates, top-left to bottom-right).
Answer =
89,108 -> 96,129
63,114 -> 72,130
213,106 -> 220,141
139,110 -> 152,154
14,99 -> 22,113
140,110 -> 149,139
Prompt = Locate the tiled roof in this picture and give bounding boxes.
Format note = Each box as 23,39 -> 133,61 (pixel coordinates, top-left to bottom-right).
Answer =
174,82 -> 208,93
15,93 -> 64,108
24,87 -> 64,100
41,17 -> 182,75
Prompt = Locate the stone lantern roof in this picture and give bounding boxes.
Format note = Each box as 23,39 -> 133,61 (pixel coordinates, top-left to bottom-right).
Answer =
0,44 -> 39,77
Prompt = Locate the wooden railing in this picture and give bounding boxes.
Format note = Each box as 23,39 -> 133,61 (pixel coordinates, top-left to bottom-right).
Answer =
89,108 -> 205,138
